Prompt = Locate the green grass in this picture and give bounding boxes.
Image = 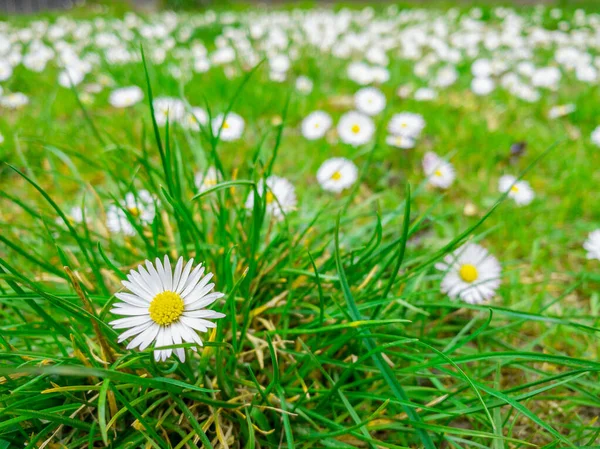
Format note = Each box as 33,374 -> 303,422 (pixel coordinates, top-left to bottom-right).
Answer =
1,2 -> 600,448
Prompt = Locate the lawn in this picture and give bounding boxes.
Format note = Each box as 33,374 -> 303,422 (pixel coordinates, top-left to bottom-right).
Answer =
0,1 -> 599,448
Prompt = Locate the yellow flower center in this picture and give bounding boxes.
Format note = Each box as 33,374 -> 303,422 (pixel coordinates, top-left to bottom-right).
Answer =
510,185 -> 519,193
401,122 -> 408,128
351,124 -> 361,134
331,171 -> 342,181
459,264 -> 479,283
204,178 -> 217,187
128,206 -> 140,217
314,123 -> 320,129
434,169 -> 442,177
222,120 -> 230,129
148,291 -> 185,326
265,191 -> 275,204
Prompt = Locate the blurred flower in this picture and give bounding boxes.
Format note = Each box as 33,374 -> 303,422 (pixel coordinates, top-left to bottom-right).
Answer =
388,112 -> 425,139
181,107 -> 208,131
414,87 -> 437,101
385,134 -> 415,149
435,243 -> 501,304
316,157 -> 358,193
212,112 -> 245,141
0,92 -> 29,109
109,86 -> 143,108
591,126 -> 600,147
245,175 -> 297,220
109,256 -> 225,362
548,104 -> 575,119
295,76 -> 313,94
58,68 -> 85,88
106,206 -> 136,236
422,151 -> 455,189
0,61 -> 12,82
471,77 -> 495,96
153,97 -> 185,126
354,87 -> 386,116
498,175 -> 535,206
532,67 -> 561,90
337,111 -> 374,146
301,111 -> 332,140
463,202 -> 478,217
195,166 -> 220,193
584,230 -> 600,261
107,190 -> 156,235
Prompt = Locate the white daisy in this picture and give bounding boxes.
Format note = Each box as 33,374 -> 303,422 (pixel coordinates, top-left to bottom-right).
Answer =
498,175 -> 535,206
434,65 -> 458,88
109,256 -> 225,362
301,111 -> 332,140
212,112 -> 244,141
584,230 -> 600,261
181,107 -> 208,131
471,77 -> 495,96
153,97 -> 185,126
0,133 -> 4,144
194,166 -> 220,192
58,68 -> 85,88
107,190 -> 156,236
122,190 -> 156,224
66,206 -> 86,224
385,134 -> 415,149
245,175 -> 297,220
337,111 -> 375,147
55,206 -> 88,227
0,61 -> 13,82
0,92 -> 29,109
354,87 -> 386,116
109,86 -> 143,108
295,76 -> 313,94
422,151 -> 455,189
106,205 -> 136,236
591,126 -> 600,147
548,104 -> 575,119
414,87 -> 437,101
435,243 -> 502,304
316,157 -> 358,193
388,112 -> 425,139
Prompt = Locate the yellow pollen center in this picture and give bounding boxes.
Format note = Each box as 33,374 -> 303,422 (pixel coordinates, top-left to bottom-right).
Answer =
128,206 -> 140,217
204,178 -> 217,187
331,171 -> 342,181
459,264 -> 479,283
148,291 -> 185,326
265,191 -> 275,204
401,123 -> 408,128
314,123 -> 320,129
510,185 -> 519,193
222,120 -> 230,129
434,169 -> 442,177
351,124 -> 361,134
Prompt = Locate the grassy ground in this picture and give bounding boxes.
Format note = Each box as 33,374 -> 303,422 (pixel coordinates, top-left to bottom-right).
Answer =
0,2 -> 599,448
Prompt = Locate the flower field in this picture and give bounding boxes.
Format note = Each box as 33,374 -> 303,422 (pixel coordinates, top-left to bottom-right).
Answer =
1,1 -> 599,447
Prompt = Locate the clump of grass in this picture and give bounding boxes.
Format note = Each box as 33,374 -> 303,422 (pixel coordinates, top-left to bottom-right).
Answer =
1,15 -> 600,449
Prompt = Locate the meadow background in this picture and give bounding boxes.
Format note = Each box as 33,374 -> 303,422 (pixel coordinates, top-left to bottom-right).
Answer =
0,0 -> 599,448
